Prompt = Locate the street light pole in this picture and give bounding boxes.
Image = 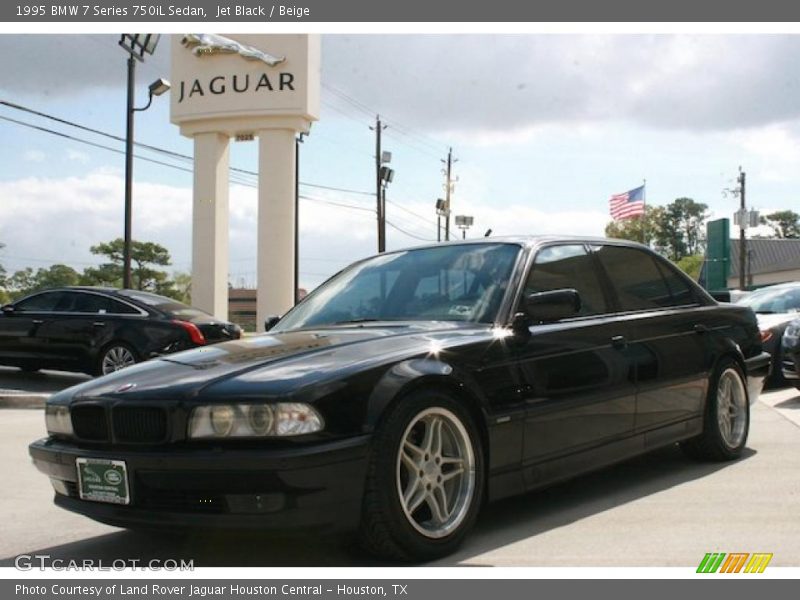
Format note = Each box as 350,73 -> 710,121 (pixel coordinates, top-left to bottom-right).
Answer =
123,55 -> 136,289
738,168 -> 747,291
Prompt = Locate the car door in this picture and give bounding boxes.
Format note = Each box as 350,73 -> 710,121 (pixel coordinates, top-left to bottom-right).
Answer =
0,291 -> 64,364
513,244 -> 637,479
592,245 -> 709,430
36,291 -> 131,370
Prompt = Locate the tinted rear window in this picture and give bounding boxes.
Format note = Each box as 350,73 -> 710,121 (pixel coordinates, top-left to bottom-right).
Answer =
595,245 -> 679,311
117,290 -> 210,320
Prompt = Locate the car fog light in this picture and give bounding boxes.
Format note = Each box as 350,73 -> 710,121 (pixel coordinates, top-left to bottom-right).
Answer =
209,405 -> 235,436
49,478 -> 70,496
45,405 -> 73,437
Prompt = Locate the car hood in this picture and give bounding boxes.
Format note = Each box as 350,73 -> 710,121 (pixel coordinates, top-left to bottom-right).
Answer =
755,312 -> 800,331
68,322 -> 491,401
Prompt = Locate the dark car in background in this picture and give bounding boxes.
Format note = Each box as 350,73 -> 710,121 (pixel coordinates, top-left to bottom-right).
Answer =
29,238 -> 769,561
0,287 -> 241,376
736,282 -> 800,384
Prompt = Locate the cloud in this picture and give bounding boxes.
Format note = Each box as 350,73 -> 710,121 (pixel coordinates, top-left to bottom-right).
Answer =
66,148 -> 90,163
0,169 -> 610,291
323,35 -> 800,134
4,34 -> 800,136
23,149 -> 45,162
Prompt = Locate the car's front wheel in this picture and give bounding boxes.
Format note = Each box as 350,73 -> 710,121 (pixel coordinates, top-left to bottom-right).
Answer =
681,358 -> 750,461
359,391 -> 484,561
97,343 -> 138,376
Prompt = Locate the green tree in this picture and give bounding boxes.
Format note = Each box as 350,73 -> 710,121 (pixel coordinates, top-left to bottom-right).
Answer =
676,254 -> 704,281
759,210 -> 800,239
653,197 -> 708,261
605,205 -> 665,248
87,238 -> 172,292
33,264 -> 80,289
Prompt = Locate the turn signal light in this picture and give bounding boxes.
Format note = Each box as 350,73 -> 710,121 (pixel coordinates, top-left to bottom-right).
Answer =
760,330 -> 774,343
173,320 -> 207,345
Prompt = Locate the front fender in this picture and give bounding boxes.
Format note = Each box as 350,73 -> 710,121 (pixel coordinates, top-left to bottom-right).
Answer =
364,358 -> 490,432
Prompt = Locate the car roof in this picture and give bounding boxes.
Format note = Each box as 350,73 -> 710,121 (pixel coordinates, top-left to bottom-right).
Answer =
388,235 -> 651,255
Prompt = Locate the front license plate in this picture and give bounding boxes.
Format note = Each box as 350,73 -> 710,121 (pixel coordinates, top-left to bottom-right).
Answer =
76,458 -> 130,505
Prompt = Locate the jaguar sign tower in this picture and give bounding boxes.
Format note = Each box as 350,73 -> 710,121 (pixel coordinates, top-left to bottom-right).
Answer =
170,34 -> 320,329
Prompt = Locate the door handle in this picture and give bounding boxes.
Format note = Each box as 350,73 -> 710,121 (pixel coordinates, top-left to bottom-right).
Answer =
610,335 -> 627,349
92,322 -> 106,327
32,319 -> 44,325
694,323 -> 709,334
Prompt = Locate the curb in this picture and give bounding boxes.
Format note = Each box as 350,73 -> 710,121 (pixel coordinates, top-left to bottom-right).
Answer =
0,392 -> 49,409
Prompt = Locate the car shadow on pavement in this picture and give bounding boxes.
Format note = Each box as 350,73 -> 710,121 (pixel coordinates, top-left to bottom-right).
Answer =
0,444 -> 754,567
437,444 -> 756,566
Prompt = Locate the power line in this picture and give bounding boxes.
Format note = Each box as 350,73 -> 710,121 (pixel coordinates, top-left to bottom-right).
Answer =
0,99 -> 373,197
385,219 -> 436,242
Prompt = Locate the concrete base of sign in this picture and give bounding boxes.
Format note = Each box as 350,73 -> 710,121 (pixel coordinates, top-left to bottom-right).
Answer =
192,132 -> 230,320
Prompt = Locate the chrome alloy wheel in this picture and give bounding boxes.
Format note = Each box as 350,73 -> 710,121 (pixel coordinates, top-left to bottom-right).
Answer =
717,367 -> 748,449
396,407 -> 476,539
101,346 -> 136,375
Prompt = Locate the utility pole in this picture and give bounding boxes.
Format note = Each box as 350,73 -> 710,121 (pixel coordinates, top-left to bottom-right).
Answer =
371,115 -> 388,253
123,54 -> 135,289
442,148 -> 456,241
738,168 -> 746,290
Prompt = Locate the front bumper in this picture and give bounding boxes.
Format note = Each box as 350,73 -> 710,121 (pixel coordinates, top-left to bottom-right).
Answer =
28,435 -> 370,533
781,344 -> 800,381
745,351 -> 772,404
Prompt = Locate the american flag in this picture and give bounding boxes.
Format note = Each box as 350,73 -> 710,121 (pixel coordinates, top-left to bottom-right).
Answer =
609,185 -> 646,220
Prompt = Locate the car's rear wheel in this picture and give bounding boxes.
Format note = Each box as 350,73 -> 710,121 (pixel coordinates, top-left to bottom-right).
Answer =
359,391 -> 484,561
97,343 -> 138,376
681,358 -> 749,461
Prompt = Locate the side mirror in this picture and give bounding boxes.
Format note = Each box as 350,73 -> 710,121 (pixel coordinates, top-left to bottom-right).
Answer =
1,304 -> 15,314
525,289 -> 581,323
264,315 -> 281,331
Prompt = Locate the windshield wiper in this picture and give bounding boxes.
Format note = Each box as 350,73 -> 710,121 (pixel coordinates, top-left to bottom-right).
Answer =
332,318 -> 382,324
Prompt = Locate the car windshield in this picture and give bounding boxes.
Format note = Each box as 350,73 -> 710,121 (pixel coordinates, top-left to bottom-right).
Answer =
737,285 -> 800,314
274,243 -> 521,331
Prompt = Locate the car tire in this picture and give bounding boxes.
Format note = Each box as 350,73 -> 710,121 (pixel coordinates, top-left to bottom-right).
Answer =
358,391 -> 484,562
681,358 -> 750,461
96,342 -> 139,376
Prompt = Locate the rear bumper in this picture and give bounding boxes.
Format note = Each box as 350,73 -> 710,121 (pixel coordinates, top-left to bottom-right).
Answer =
29,435 -> 370,533
745,351 -> 772,404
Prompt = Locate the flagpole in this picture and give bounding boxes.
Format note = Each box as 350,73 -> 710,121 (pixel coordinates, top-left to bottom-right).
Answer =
641,178 -> 647,246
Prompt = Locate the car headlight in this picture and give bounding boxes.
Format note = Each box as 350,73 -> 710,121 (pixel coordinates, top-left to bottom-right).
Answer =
45,405 -> 73,437
783,322 -> 800,347
188,403 -> 324,439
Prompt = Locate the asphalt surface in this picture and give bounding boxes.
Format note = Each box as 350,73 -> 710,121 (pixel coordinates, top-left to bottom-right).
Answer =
1,387 -> 799,567
0,366 -> 90,408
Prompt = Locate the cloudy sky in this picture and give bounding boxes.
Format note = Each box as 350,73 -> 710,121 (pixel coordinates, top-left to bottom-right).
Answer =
1,34 -> 800,290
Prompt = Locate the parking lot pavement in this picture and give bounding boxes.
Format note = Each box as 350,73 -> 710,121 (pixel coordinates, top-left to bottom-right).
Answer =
1,388 -> 799,567
0,366 -> 90,408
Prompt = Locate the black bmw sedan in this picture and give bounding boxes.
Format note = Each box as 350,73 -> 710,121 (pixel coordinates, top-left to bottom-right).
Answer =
1,287 -> 241,376
29,238 -> 770,561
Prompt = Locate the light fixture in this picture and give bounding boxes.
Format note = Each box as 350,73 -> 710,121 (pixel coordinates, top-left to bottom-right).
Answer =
148,78 -> 171,97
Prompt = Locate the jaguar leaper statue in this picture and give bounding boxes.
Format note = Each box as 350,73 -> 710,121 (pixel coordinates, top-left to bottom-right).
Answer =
181,34 -> 286,67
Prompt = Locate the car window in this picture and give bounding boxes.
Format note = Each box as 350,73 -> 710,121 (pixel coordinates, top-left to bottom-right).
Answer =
73,293 -> 140,315
14,292 -> 63,312
654,259 -> 697,306
594,245 -> 679,311
524,245 -> 610,316
274,243 -> 521,330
